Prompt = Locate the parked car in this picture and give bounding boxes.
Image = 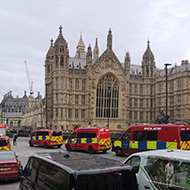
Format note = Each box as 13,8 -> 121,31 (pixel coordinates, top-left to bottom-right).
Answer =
124,149 -> 190,190
0,151 -> 21,181
19,151 -> 138,190
65,126 -> 111,153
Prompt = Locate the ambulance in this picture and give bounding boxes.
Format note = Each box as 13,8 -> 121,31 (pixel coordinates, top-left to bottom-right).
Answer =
29,129 -> 63,148
113,123 -> 190,156
65,126 -> 111,153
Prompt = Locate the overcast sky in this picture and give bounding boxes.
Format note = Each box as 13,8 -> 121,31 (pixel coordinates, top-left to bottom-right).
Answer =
0,0 -> 190,102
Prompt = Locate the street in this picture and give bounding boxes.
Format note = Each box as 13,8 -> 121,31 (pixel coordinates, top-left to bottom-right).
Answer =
0,137 -> 126,190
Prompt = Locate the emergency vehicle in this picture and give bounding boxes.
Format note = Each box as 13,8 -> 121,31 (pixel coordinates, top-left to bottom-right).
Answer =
113,123 -> 190,156
29,129 -> 63,148
0,124 -> 6,136
0,136 -> 11,151
65,126 -> 111,153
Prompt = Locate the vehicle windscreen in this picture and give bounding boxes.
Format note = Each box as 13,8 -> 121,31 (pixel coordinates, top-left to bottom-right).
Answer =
52,131 -> 62,136
76,170 -> 136,190
144,156 -> 190,189
180,130 -> 190,141
0,138 -> 8,146
0,151 -> 14,161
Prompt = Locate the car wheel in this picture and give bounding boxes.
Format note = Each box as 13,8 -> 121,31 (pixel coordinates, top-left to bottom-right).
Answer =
102,149 -> 107,153
88,146 -> 94,154
66,144 -> 72,151
44,142 -> 48,148
29,141 -> 33,147
115,147 -> 123,156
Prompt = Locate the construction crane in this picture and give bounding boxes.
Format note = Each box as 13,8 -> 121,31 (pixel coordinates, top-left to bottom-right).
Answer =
25,60 -> 34,95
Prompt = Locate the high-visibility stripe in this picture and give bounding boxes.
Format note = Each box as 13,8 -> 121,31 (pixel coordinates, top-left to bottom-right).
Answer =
29,135 -> 63,145
166,142 -> 177,149
130,141 -> 138,149
66,138 -> 111,148
0,146 -> 10,151
114,140 -> 178,150
180,141 -> 190,150
147,141 -> 157,150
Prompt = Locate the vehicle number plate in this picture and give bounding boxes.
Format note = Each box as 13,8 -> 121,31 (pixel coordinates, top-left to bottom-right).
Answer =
0,167 -> 11,171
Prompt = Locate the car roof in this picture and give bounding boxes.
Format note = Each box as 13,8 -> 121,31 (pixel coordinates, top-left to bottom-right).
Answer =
129,124 -> 189,129
0,150 -> 15,155
0,136 -> 10,139
34,129 -> 61,132
33,152 -> 131,174
77,126 -> 108,130
127,149 -> 190,162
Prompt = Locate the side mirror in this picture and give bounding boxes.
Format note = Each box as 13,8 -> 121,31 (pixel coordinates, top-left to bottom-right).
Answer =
18,166 -> 24,176
132,166 -> 139,174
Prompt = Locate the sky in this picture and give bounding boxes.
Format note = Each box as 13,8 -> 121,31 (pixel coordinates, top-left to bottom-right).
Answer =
0,0 -> 190,102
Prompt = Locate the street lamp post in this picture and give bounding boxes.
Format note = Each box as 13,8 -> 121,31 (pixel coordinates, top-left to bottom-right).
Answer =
41,103 -> 43,128
45,84 -> 48,129
164,63 -> 171,124
107,87 -> 111,128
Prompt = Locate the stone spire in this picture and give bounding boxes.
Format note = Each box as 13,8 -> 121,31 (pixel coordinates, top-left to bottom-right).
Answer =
54,25 -> 67,47
143,40 -> 154,60
124,51 -> 130,72
142,40 -> 155,78
46,38 -> 54,57
93,38 -> 99,60
107,28 -> 112,50
75,32 -> 86,58
86,44 -> 92,66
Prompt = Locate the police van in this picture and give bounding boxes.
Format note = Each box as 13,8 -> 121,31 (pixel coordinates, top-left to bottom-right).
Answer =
65,126 -> 111,153
29,129 -> 63,148
19,152 -> 138,190
124,149 -> 190,190
113,123 -> 190,156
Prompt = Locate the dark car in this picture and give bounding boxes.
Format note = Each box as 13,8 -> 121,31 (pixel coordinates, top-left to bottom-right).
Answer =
19,152 -> 138,190
0,151 -> 21,181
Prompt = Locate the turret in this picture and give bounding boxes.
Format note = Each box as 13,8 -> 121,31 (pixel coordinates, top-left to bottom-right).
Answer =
107,28 -> 112,50
93,38 -> 99,61
75,33 -> 86,58
53,25 -> 69,69
141,40 -> 156,78
86,44 -> 92,69
124,51 -> 130,73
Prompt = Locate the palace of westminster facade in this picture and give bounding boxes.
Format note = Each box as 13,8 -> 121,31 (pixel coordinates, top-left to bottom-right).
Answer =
44,26 -> 190,132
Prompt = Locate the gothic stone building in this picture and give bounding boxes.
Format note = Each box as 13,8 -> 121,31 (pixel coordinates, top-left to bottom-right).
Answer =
0,91 -> 28,130
45,26 -> 190,133
21,92 -> 46,130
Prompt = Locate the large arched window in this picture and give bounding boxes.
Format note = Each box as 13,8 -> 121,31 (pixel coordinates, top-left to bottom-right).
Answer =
96,74 -> 119,118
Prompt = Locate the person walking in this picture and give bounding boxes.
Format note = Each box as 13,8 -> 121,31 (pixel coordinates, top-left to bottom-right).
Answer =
13,132 -> 18,145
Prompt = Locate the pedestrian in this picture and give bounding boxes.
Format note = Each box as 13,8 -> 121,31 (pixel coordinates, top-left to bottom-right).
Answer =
165,160 -> 174,188
13,132 -> 18,145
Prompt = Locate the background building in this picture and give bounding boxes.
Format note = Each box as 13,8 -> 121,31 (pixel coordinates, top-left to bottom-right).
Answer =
45,26 -> 190,133
0,91 -> 28,130
21,92 -> 45,131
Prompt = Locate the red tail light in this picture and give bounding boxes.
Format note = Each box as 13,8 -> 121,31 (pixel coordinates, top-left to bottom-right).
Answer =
101,169 -> 121,173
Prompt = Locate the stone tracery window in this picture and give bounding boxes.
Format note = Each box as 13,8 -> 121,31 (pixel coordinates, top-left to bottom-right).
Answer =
96,74 -> 119,118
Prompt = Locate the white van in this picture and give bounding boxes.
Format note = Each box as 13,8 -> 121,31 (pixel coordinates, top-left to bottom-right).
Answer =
124,149 -> 190,190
